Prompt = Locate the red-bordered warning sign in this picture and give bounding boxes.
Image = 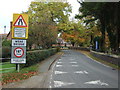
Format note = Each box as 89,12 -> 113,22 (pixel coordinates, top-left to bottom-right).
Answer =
14,47 -> 24,58
13,15 -> 27,27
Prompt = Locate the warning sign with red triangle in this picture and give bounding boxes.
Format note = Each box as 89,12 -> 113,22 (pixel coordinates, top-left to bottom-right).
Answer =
13,15 -> 27,27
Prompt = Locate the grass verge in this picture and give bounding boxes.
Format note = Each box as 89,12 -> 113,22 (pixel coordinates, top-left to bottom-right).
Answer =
1,64 -> 39,85
0,62 -> 16,73
78,50 -> 120,70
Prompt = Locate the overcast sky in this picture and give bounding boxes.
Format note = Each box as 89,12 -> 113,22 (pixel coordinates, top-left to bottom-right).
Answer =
0,0 -> 80,34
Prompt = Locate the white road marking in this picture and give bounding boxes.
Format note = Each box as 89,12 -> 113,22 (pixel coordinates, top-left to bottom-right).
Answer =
74,71 -> 88,74
57,62 -> 62,64
50,74 -> 52,79
71,65 -> 79,67
54,81 -> 75,88
49,85 -> 52,88
55,71 -> 68,74
56,65 -> 62,67
49,73 -> 53,88
74,71 -> 84,74
84,71 -> 89,74
70,62 -> 77,64
84,80 -> 109,86
59,59 -> 61,61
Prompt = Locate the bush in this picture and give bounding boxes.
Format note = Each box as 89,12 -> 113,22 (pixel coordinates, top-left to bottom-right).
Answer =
2,47 -> 11,58
21,48 -> 58,68
56,47 -> 61,52
2,40 -> 11,47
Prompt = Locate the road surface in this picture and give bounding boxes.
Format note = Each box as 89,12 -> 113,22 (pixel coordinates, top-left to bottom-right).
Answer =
48,50 -> 118,88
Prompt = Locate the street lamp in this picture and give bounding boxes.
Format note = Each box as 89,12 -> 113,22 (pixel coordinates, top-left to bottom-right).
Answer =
4,26 -> 6,34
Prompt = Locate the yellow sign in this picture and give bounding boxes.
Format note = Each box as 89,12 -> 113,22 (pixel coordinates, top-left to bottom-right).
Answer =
12,14 -> 28,39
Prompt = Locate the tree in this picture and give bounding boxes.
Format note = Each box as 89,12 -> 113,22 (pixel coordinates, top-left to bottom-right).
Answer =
75,2 -> 120,53
27,2 -> 72,49
60,20 -> 92,47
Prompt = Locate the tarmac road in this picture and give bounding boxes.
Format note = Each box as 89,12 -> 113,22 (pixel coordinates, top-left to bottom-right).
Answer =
49,50 -> 118,88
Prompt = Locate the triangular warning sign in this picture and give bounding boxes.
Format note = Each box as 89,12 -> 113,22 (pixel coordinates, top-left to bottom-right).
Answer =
13,15 -> 27,27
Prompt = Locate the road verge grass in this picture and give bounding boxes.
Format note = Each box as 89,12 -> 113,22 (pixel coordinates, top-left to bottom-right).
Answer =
77,50 -> 120,70
1,63 -> 39,85
0,62 -> 16,73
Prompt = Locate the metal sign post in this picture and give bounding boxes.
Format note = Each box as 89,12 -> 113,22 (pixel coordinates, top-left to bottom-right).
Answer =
18,64 -> 20,72
11,14 -> 28,72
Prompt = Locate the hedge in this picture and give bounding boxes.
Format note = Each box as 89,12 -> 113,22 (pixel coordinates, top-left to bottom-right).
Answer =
21,48 -> 58,68
2,47 -> 11,58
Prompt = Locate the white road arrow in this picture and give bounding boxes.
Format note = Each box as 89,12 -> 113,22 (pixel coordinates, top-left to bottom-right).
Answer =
54,81 -> 75,88
84,80 -> 109,86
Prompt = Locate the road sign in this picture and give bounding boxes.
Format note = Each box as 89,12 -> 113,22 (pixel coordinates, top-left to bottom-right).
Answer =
14,28 -> 26,38
13,15 -> 27,27
12,39 -> 26,46
11,46 -> 26,64
12,14 -> 28,39
14,47 -> 24,58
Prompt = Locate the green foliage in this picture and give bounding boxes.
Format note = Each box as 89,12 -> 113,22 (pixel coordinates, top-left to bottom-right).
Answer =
2,47 -> 11,59
56,47 -> 61,52
2,40 -> 11,47
27,2 -> 72,49
76,2 -> 120,53
21,48 -> 58,68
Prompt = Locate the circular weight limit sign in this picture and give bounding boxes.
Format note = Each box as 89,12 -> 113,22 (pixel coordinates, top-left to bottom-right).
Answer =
14,47 -> 24,58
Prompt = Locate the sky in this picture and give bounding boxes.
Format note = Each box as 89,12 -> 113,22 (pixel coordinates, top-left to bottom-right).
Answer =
0,0 -> 80,34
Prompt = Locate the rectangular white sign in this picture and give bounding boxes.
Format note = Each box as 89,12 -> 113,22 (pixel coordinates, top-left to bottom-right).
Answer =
12,39 -> 26,46
11,46 -> 26,64
14,28 -> 26,38
11,58 -> 26,64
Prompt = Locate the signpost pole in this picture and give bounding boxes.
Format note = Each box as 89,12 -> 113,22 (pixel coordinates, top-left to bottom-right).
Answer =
17,64 -> 20,72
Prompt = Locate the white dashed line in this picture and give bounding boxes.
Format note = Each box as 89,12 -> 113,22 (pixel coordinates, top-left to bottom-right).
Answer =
70,62 -> 77,64
56,65 -> 62,67
54,71 -> 68,74
57,62 -> 62,64
49,85 -> 52,88
74,71 -> 89,74
71,65 -> 79,67
70,59 -> 75,60
59,59 -> 61,61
